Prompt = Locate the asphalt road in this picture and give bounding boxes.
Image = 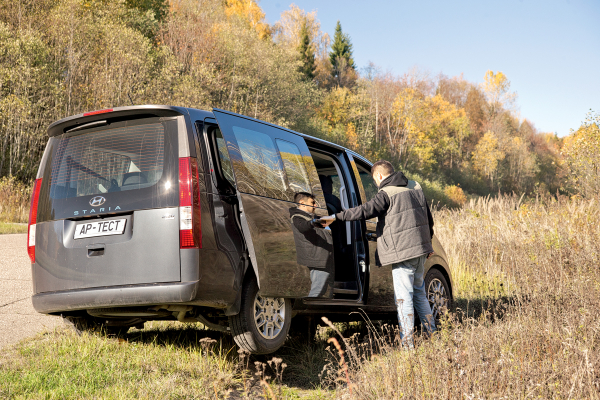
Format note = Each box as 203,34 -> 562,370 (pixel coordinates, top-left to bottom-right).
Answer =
0,234 -> 62,349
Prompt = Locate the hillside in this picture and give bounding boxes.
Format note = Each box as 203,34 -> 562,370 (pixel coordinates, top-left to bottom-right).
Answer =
0,0 -> 578,207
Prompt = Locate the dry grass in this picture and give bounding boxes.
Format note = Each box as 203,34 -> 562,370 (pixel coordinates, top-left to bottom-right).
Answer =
0,177 -> 31,223
324,195 -> 600,399
2,194 -> 600,399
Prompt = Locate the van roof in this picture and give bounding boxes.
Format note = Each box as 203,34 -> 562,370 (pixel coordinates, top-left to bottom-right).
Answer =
48,105 -> 372,164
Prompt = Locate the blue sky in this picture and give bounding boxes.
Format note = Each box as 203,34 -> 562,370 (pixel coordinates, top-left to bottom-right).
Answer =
261,0 -> 600,137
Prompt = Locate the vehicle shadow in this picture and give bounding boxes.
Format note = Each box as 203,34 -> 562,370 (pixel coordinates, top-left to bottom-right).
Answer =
114,295 -> 525,392
452,294 -> 523,323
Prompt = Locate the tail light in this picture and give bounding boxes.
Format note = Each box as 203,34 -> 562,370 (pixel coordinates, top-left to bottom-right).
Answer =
27,178 -> 42,263
179,157 -> 201,249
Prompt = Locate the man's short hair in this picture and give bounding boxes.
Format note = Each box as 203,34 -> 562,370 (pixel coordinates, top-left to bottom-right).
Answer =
371,160 -> 395,177
294,191 -> 315,204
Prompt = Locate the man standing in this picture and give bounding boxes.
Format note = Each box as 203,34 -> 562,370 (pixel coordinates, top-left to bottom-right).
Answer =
321,160 -> 436,347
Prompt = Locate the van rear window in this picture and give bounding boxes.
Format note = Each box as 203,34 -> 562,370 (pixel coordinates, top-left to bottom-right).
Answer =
37,117 -> 180,222
50,123 -> 164,199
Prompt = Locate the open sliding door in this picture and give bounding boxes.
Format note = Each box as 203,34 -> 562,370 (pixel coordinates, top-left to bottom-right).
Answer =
212,109 -> 329,298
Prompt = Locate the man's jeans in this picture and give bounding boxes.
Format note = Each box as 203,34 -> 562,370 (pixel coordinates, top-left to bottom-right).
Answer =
392,254 -> 436,347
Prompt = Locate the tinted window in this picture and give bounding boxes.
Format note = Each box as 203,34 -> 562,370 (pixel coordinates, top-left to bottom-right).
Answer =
232,126 -> 286,198
50,123 -> 164,199
276,139 -> 310,194
37,117 -> 179,222
356,163 -> 378,201
214,127 -> 235,187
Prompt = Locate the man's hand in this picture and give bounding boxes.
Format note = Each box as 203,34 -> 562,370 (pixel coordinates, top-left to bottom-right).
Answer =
427,252 -> 435,259
317,214 -> 336,227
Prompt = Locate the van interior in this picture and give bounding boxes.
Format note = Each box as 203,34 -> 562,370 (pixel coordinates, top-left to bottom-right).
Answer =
310,151 -> 360,299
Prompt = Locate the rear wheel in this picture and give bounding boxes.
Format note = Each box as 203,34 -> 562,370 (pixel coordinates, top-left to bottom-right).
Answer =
425,268 -> 452,325
229,276 -> 291,354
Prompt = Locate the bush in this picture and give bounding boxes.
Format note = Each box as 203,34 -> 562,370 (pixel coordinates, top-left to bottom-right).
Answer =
0,177 -> 32,223
444,184 -> 467,206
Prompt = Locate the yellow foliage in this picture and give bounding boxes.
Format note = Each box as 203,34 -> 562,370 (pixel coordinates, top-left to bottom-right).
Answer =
472,131 -> 506,181
562,111 -> 600,197
224,0 -> 271,39
318,86 -> 354,128
482,70 -> 509,97
346,122 -> 358,150
391,89 -> 470,173
444,185 -> 467,206
481,70 -> 516,112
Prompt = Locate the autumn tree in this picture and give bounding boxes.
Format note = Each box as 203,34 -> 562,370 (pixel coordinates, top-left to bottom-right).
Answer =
472,131 -> 506,187
563,111 -> 600,197
224,0 -> 271,39
273,4 -> 330,87
481,70 -> 517,119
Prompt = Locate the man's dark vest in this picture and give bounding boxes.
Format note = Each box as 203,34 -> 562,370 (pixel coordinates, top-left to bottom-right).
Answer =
376,180 -> 433,265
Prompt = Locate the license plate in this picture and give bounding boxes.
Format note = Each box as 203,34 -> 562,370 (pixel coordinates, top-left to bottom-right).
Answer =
74,219 -> 127,239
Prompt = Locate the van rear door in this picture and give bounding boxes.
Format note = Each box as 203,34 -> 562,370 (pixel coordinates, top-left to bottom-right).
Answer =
33,113 -> 183,293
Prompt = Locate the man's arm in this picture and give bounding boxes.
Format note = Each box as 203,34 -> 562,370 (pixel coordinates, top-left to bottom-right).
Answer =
335,191 -> 390,221
292,215 -> 314,234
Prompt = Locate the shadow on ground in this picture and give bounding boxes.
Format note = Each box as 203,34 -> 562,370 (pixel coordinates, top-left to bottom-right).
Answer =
106,295 -> 522,391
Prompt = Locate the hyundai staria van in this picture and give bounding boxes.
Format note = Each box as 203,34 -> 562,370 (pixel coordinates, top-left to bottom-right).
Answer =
28,106 -> 453,354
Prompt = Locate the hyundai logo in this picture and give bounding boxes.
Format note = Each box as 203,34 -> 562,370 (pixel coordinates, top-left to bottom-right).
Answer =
89,196 -> 106,207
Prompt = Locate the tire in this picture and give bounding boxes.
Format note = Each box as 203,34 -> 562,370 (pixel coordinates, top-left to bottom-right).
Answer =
229,276 -> 292,354
424,268 -> 452,325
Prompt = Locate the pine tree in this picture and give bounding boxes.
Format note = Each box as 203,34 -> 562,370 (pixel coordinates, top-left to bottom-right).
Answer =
297,20 -> 316,81
329,20 -> 355,71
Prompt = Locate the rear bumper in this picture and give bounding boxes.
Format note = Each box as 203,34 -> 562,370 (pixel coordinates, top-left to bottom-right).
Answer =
32,281 -> 199,314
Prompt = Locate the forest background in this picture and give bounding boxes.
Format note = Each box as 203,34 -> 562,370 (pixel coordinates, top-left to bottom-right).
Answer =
0,0 -> 598,220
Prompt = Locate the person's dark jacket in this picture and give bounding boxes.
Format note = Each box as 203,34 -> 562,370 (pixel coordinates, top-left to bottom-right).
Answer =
335,171 -> 434,266
289,207 -> 334,269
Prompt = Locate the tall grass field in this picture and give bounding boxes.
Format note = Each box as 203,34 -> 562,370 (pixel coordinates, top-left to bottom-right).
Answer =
1,194 -> 599,399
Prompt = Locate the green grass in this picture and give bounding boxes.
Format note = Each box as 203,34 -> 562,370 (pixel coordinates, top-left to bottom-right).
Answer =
0,321 -> 337,399
0,222 -> 27,234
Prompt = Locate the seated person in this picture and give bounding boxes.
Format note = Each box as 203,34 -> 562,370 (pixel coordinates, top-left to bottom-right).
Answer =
319,175 -> 343,213
289,192 -> 334,298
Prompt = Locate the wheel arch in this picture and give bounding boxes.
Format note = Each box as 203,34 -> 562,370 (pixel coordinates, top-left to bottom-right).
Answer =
428,263 -> 454,301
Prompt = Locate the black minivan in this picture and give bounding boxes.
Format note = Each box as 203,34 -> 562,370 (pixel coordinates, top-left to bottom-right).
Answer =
28,106 -> 453,354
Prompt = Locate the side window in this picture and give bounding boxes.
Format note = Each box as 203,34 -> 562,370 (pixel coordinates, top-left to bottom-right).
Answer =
232,126 -> 286,198
275,139 -> 310,194
356,163 -> 378,201
213,127 -> 235,187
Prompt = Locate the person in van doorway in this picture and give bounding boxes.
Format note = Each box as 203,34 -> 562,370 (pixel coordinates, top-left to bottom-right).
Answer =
320,160 -> 436,347
289,192 -> 335,298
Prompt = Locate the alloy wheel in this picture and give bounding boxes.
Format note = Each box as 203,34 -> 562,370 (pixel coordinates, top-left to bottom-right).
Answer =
427,278 -> 448,321
254,294 -> 286,340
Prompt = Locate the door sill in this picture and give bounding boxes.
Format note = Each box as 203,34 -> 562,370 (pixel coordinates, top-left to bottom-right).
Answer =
300,298 -> 363,307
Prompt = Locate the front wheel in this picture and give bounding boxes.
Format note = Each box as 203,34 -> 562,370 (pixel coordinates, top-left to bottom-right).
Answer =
229,277 -> 292,354
424,268 -> 452,325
